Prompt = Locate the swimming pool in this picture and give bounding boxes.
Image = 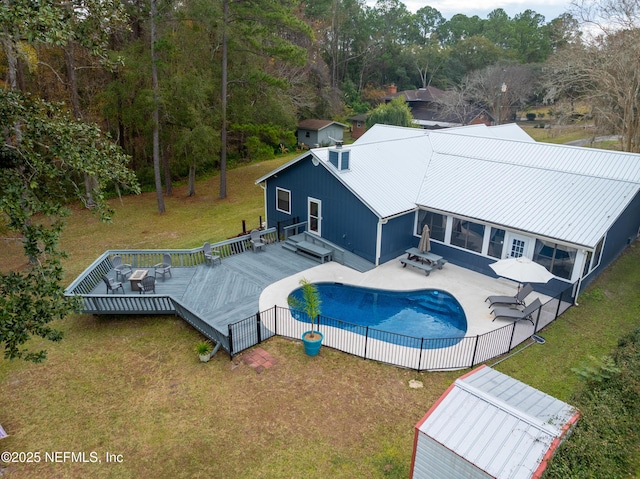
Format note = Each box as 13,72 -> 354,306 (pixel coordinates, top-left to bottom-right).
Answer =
288,282 -> 467,349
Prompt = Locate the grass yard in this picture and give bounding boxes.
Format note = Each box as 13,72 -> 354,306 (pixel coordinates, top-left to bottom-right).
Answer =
1,148 -> 639,477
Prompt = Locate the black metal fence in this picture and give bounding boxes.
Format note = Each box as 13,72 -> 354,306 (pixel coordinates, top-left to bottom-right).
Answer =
228,282 -> 577,370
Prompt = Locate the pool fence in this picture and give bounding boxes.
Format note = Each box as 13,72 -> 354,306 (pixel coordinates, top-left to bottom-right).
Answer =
228,282 -> 576,370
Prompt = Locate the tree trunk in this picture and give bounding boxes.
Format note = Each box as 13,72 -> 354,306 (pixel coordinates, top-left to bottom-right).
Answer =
150,0 -> 165,213
187,162 -> 196,197
65,40 -> 96,208
219,0 -> 228,200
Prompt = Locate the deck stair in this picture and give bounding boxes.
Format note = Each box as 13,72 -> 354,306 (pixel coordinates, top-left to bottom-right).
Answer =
282,233 -> 375,273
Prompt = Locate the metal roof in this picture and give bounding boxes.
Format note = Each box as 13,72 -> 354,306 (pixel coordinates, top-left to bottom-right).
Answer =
257,124 -> 640,249
417,366 -> 579,479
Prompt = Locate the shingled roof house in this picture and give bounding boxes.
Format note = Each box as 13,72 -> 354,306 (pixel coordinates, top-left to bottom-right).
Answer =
257,123 -> 640,297
384,84 -> 493,129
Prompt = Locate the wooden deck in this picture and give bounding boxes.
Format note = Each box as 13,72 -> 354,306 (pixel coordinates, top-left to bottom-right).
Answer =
67,228 -> 376,355
87,243 -> 321,332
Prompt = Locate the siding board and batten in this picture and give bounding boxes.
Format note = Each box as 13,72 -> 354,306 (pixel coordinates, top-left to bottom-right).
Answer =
410,366 -> 579,479
257,122 -> 640,286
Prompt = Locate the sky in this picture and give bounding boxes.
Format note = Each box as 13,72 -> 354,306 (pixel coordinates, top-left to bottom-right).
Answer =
369,0 -> 574,22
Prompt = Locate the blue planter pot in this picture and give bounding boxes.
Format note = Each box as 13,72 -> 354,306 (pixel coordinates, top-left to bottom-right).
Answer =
302,331 -> 324,356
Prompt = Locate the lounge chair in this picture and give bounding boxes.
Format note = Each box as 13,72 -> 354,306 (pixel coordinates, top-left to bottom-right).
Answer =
492,298 -> 542,324
486,284 -> 534,308
112,255 -> 132,281
102,275 -> 124,294
203,242 -> 221,266
154,253 -> 172,280
138,275 -> 156,294
250,229 -> 266,252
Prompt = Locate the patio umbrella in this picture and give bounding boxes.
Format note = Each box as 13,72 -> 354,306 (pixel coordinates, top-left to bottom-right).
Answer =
418,225 -> 431,253
489,256 -> 554,287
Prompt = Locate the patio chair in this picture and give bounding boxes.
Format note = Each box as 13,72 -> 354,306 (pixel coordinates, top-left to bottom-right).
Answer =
491,298 -> 542,324
250,229 -> 266,252
112,255 -> 132,281
154,253 -> 172,280
102,275 -> 124,294
138,275 -> 156,294
486,283 -> 534,308
203,242 -> 221,266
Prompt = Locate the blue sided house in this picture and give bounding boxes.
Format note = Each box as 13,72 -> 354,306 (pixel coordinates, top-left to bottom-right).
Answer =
256,124 -> 640,296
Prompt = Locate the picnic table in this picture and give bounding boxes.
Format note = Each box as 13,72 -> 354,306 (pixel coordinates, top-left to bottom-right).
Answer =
400,248 -> 447,275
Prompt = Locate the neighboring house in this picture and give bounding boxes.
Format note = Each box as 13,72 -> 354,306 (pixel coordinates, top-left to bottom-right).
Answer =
296,119 -> 347,148
410,365 -> 579,479
384,84 -> 493,129
348,113 -> 367,140
256,123 -> 640,296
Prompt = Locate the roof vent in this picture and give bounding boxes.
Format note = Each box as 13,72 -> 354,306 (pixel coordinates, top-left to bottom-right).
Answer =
328,147 -> 350,171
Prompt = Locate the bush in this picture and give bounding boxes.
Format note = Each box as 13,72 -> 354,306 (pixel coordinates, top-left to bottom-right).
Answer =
544,328 -> 640,478
526,113 -> 536,121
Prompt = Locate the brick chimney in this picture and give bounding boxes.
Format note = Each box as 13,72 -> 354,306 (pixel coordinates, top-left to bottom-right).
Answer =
386,83 -> 397,95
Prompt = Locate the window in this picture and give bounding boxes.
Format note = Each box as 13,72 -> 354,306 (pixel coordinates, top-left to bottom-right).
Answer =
416,210 -> 446,242
488,228 -> 505,258
451,218 -> 484,253
276,187 -> 291,214
583,237 -> 605,276
305,131 -> 310,138
533,240 -> 577,280
511,239 -> 525,258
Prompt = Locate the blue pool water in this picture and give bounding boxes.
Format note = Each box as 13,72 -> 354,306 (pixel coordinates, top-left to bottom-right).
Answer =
288,283 -> 467,349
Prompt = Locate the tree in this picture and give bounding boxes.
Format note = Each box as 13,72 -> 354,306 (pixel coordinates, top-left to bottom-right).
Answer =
456,64 -> 537,124
544,0 -> 640,151
0,90 -> 139,361
365,96 -> 416,128
216,0 -> 312,199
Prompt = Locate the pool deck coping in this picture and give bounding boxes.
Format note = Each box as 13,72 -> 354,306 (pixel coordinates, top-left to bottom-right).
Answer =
259,255 -> 551,338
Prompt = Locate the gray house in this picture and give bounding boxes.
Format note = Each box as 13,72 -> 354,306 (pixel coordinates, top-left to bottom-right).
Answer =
296,119 -> 347,148
257,123 -> 640,297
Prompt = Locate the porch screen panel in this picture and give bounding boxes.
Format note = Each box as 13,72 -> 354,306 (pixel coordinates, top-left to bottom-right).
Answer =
533,239 -> 577,280
451,218 -> 484,253
416,210 -> 446,242
488,228 -> 505,258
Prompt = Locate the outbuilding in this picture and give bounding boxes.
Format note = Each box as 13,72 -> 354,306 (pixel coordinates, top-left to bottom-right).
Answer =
410,365 -> 579,479
296,119 -> 347,148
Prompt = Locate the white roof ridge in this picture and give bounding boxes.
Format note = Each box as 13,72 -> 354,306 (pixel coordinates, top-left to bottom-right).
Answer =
454,379 -> 561,437
430,147 -> 640,185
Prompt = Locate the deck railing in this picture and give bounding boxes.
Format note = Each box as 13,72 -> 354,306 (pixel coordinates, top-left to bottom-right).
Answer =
65,228 -> 278,298
228,282 -> 576,370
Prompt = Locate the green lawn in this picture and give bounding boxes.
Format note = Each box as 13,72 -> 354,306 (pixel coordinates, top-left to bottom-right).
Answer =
1,149 -> 639,478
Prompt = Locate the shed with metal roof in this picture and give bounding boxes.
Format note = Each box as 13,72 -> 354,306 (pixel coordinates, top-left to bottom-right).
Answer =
410,366 -> 580,479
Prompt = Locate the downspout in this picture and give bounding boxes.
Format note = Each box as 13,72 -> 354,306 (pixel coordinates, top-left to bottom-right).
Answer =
375,218 -> 386,266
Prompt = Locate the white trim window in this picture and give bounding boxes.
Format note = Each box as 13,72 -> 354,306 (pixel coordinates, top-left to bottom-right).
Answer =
276,187 -> 291,214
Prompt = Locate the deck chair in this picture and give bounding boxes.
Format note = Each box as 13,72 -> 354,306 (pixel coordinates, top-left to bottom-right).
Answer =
203,242 -> 221,266
112,255 -> 132,281
154,254 -> 172,280
138,275 -> 156,294
492,298 -> 542,324
250,229 -> 266,252
102,275 -> 124,294
486,283 -> 534,308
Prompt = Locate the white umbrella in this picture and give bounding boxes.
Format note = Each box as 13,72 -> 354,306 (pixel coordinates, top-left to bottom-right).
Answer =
418,225 -> 431,253
489,256 -> 554,284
